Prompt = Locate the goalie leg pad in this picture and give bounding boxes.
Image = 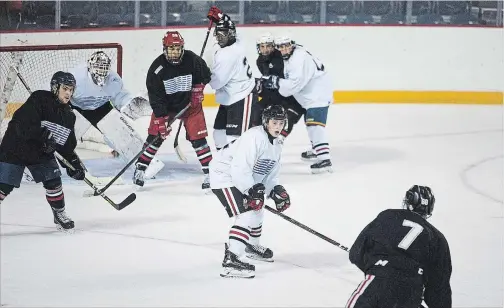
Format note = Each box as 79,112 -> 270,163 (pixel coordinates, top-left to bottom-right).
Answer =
73,109 -> 93,140
97,109 -> 165,178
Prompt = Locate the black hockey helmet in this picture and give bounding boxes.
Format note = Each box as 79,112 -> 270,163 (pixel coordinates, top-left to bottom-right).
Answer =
403,185 -> 435,219
262,104 -> 287,131
50,71 -> 76,95
214,14 -> 236,47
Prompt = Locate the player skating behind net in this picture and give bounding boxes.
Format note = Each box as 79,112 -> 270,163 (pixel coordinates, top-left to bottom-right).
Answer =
69,51 -> 165,180
262,35 -> 334,173
346,185 -> 452,308
209,105 -> 292,278
132,30 -> 214,191
0,72 -> 86,232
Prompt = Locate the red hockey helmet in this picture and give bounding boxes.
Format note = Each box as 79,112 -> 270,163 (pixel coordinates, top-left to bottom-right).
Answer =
163,30 -> 185,65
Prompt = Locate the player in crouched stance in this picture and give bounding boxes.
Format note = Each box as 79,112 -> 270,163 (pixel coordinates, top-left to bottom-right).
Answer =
209,105 -> 291,278
0,72 -> 86,232
346,185 -> 452,308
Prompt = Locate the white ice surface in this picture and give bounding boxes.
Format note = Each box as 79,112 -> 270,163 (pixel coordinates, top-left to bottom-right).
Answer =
1,104 -> 503,307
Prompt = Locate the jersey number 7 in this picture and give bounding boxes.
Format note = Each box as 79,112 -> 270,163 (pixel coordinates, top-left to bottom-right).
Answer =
398,219 -> 424,250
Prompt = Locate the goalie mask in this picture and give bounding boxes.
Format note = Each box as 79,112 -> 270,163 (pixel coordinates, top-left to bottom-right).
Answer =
262,104 -> 287,138
163,30 -> 185,65
403,185 -> 435,219
88,51 -> 111,87
214,15 -> 236,48
275,35 -> 296,60
256,33 -> 275,58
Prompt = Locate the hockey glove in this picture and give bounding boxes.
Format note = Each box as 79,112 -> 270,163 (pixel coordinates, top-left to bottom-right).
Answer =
151,115 -> 171,139
270,185 -> 290,212
40,127 -> 58,154
245,183 -> 266,211
191,84 -> 205,108
262,75 -> 279,90
65,155 -> 85,181
207,6 -> 223,23
254,78 -> 263,94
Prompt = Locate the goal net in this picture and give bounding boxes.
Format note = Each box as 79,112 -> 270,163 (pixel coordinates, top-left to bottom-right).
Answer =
0,43 -> 122,153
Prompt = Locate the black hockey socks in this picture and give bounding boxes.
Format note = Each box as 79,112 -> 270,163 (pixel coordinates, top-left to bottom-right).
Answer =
138,134 -> 164,166
191,138 -> 212,175
43,178 -> 64,209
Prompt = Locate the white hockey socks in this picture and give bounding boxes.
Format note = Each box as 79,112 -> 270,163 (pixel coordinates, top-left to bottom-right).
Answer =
306,125 -> 331,161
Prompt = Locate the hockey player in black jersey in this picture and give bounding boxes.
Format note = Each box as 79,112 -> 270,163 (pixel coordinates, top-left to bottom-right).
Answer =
0,71 -> 86,231
256,33 -> 306,141
346,185 -> 452,308
133,30 -> 213,190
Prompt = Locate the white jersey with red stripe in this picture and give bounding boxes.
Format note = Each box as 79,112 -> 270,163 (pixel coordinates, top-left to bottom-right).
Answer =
209,126 -> 282,196
209,38 -> 255,106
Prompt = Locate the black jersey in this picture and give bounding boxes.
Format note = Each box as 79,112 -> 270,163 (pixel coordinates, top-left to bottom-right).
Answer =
349,209 -> 452,307
146,50 -> 211,117
256,49 -> 299,108
0,90 -> 77,165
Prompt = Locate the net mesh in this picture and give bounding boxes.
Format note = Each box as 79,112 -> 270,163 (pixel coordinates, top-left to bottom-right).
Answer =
0,44 -> 121,151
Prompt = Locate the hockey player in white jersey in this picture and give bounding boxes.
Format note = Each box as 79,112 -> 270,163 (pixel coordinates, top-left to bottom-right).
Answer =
209,105 -> 292,278
207,10 -> 263,149
262,35 -> 333,173
69,51 -> 164,179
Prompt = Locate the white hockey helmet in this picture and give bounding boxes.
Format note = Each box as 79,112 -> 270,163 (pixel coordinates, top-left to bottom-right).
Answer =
275,34 -> 296,60
88,51 -> 111,87
256,32 -> 275,56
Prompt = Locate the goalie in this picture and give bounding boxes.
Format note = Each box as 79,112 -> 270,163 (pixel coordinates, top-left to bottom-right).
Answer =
68,51 -> 165,179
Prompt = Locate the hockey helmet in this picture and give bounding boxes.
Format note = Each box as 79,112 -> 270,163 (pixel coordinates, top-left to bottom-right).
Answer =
214,14 -> 236,48
88,51 -> 111,87
403,185 -> 435,219
275,34 -> 296,60
262,104 -> 287,137
256,32 -> 275,57
50,71 -> 76,94
163,30 -> 185,65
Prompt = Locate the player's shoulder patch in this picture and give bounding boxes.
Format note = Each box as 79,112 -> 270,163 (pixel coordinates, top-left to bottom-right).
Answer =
154,65 -> 163,75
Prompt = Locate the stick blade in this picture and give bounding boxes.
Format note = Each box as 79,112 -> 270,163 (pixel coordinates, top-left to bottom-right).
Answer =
116,193 -> 136,210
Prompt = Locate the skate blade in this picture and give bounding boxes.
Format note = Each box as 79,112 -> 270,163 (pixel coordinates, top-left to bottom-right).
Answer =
311,166 -> 333,174
246,253 -> 274,263
202,188 -> 212,195
301,156 -> 317,162
56,225 -> 75,234
220,268 -> 255,279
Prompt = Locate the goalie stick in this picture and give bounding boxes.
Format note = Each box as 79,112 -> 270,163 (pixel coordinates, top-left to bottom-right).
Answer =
55,152 -> 135,210
174,16 -> 215,163
265,205 -> 350,252
84,103 -> 191,197
11,66 -> 121,186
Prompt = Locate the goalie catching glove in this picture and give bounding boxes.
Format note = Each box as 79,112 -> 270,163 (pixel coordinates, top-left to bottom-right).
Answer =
270,185 -> 290,212
244,183 -> 265,211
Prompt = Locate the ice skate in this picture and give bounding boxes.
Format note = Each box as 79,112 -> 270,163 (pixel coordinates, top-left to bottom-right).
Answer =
301,149 -> 317,161
133,162 -> 147,188
246,243 -> 274,262
310,159 -> 333,174
220,244 -> 255,279
51,207 -> 75,233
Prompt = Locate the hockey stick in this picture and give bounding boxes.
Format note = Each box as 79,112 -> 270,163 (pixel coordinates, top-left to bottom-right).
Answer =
173,18 -> 215,163
12,66 -> 121,186
86,103 -> 191,197
55,152 -> 135,210
265,205 -> 350,252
